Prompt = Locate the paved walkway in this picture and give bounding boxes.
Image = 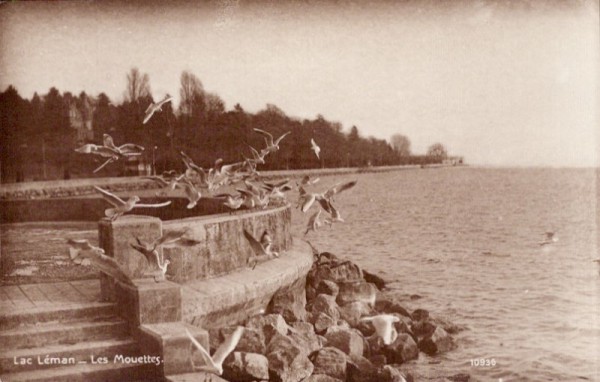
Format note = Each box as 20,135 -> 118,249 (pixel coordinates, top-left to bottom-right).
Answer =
0,279 -> 100,314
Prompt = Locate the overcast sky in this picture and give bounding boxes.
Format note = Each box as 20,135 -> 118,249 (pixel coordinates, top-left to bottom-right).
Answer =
0,0 -> 598,167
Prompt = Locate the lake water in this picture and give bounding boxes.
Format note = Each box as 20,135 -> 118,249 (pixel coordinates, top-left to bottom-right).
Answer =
291,167 -> 599,381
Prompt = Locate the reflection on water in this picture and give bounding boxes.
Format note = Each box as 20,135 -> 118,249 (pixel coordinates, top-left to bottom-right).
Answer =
292,167 -> 599,381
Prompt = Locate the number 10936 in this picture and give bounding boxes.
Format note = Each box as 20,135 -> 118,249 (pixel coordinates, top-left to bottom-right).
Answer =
470,358 -> 496,367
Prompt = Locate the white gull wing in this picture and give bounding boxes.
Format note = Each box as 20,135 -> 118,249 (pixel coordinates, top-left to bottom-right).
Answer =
300,194 -> 317,213
93,158 -> 116,173
273,131 -> 291,146
311,138 -> 320,158
103,134 -> 118,150
362,315 -> 400,345
211,326 -> 244,367
94,186 -> 126,207
324,180 -> 357,199
133,200 -> 172,208
253,128 -> 274,146
243,229 -> 267,256
185,328 -> 219,374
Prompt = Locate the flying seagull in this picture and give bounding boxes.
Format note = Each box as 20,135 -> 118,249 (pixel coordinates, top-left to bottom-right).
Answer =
243,229 -> 279,258
131,229 -> 200,266
67,239 -> 134,286
310,138 -> 321,159
253,128 -> 291,154
94,186 -> 171,220
176,179 -> 202,209
75,134 -> 144,173
360,315 -> 401,345
304,209 -> 323,236
143,95 -> 174,124
186,326 -> 244,375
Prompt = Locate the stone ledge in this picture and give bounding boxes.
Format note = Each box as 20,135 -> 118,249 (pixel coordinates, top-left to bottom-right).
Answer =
182,239 -> 313,328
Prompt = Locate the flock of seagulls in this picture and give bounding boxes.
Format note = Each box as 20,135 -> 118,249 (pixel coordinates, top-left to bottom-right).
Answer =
67,96 -> 363,375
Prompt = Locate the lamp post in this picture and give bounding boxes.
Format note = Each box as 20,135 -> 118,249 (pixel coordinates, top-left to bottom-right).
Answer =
152,146 -> 157,175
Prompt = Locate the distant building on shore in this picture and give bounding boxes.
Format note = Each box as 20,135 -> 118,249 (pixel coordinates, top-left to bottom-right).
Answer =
443,156 -> 464,166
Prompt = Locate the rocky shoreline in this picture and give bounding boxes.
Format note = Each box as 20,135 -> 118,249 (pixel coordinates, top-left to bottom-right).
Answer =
203,250 -> 467,382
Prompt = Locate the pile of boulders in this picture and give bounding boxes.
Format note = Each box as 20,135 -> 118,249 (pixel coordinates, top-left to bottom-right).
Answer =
207,252 -> 461,382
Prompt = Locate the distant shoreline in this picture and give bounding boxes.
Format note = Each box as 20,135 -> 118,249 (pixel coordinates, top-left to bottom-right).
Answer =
0,163 -> 463,200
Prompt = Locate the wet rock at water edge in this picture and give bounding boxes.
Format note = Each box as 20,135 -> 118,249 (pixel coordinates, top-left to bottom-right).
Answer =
222,351 -> 269,382
384,333 -> 419,364
418,326 -> 455,355
411,308 -> 430,322
411,320 -> 437,338
374,297 -> 412,319
324,325 -> 364,357
446,373 -> 471,381
378,365 -> 411,382
363,269 -> 387,290
310,347 -> 348,380
346,355 -> 379,382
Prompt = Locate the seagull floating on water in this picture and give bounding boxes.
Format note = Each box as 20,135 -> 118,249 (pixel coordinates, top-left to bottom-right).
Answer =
67,239 -> 134,286
94,186 -> 171,220
360,314 -> 401,345
186,326 -> 244,375
143,95 -> 174,124
310,138 -> 321,159
539,231 -> 558,246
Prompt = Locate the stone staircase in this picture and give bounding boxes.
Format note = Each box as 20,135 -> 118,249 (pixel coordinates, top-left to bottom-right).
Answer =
0,302 -> 160,382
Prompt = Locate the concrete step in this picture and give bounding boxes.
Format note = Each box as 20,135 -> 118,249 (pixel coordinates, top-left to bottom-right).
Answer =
0,302 -> 116,330
0,317 -> 129,350
0,338 -> 140,373
0,360 -> 160,382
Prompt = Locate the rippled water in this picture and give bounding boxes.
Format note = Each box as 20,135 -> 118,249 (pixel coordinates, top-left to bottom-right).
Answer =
291,167 -> 599,381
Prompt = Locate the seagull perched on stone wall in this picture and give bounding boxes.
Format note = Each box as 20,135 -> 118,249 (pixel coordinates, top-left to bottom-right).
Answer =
67,239 -> 134,286
94,186 -> 171,220
143,94 -> 174,124
186,326 -> 244,375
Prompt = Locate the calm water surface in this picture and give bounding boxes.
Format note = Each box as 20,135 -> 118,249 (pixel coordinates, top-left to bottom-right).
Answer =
292,167 -> 599,382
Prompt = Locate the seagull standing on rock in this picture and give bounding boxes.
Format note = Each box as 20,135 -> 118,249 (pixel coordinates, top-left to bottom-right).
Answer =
94,186 -> 171,220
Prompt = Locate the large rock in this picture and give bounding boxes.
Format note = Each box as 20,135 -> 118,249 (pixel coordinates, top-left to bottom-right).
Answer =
324,326 -> 364,357
363,269 -> 387,290
222,352 -> 269,382
411,308 -> 430,322
303,375 -> 343,382
385,333 -> 419,364
374,297 -> 412,319
268,276 -> 308,323
346,355 -> 379,382
365,334 -> 386,358
310,294 -> 341,321
310,347 -> 348,380
267,333 -> 314,382
411,320 -> 437,338
308,261 -> 363,289
246,314 -> 290,344
418,327 -> 454,355
221,326 -> 266,354
312,312 -> 337,334
336,281 -> 377,307
289,322 -> 322,354
338,301 -> 372,327
316,280 -> 340,297
378,365 -> 410,382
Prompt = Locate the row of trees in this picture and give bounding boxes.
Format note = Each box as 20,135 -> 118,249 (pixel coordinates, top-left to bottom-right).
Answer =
0,68 -> 451,183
